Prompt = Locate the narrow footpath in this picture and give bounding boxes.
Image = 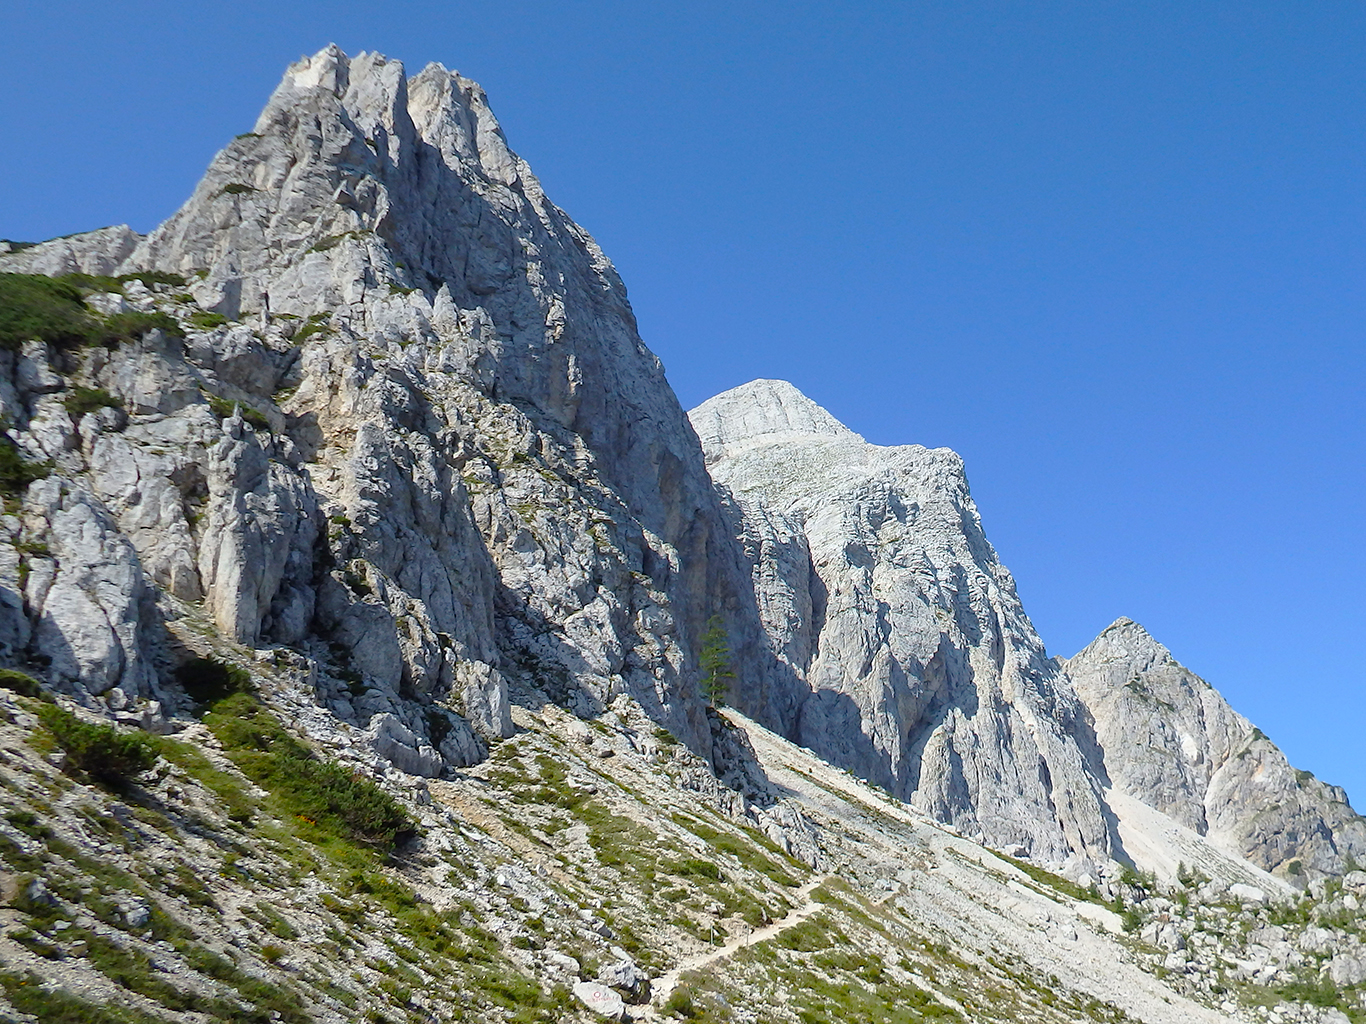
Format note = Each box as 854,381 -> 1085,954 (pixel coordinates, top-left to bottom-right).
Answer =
649,875 -> 834,1006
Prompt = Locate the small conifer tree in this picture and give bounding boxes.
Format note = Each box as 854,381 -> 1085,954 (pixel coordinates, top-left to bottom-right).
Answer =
699,615 -> 735,708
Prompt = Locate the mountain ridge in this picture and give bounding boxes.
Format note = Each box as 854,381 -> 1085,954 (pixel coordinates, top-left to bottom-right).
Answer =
1,44 -> 1363,1024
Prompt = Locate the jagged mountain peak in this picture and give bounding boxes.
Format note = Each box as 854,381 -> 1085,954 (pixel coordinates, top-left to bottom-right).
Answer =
689,379 -> 861,462
1071,616 -> 1179,677
0,44 -> 752,762
1066,618 -> 1366,878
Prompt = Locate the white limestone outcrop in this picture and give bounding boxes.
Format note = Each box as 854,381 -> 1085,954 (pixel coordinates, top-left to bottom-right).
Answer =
1066,617 -> 1366,879
690,380 -> 1113,866
0,45 -> 754,767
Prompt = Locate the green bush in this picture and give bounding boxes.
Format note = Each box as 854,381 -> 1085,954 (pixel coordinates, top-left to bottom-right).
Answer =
62,387 -> 122,417
174,656 -> 254,708
0,668 -> 50,701
668,858 -> 725,881
294,312 -> 332,341
204,693 -> 412,849
0,273 -> 96,350
0,273 -> 182,352
102,310 -> 182,343
123,271 -> 186,289
206,395 -> 270,431
0,439 -> 51,496
35,705 -> 158,786
1277,976 -> 1345,1009
189,310 -> 228,329
61,271 -> 186,292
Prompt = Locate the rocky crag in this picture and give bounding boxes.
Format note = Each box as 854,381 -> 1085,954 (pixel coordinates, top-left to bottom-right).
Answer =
0,45 -> 759,775
689,380 -> 1113,869
691,380 -> 1364,883
0,42 -> 1363,1024
1066,618 -> 1366,881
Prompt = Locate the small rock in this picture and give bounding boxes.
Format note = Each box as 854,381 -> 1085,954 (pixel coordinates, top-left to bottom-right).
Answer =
1328,953 -> 1366,987
24,878 -> 57,908
544,951 -> 580,977
571,981 -> 624,1020
1228,883 -> 1267,905
596,747 -> 615,759
122,900 -> 152,929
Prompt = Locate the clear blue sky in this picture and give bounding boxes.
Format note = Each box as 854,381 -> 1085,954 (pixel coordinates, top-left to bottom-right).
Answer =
3,2 -> 1363,802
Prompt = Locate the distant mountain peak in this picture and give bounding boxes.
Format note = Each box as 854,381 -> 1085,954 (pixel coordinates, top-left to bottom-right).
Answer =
689,379 -> 860,461
1080,616 -> 1173,666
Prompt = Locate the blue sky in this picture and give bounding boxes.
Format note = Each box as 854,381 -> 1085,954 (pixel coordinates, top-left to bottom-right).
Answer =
3,2 -> 1363,802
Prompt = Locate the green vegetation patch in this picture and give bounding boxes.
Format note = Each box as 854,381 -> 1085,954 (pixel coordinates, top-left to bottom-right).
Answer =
294,312 -> 332,341
175,655 -> 254,708
997,851 -> 1115,909
190,309 -> 228,329
0,272 -> 183,352
151,736 -> 255,822
206,394 -> 270,431
203,692 -> 412,850
0,667 -> 51,700
102,310 -> 183,344
671,811 -> 801,887
0,970 -> 168,1024
35,705 -> 158,787
0,274 -> 95,349
0,438 -> 51,496
63,386 -> 122,417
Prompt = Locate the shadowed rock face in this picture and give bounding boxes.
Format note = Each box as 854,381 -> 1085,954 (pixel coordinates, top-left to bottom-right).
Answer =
690,380 -> 1114,867
1066,618 -> 1366,879
0,45 -> 756,765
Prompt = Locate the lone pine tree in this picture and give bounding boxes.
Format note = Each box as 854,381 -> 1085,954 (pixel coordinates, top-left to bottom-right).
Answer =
699,616 -> 735,708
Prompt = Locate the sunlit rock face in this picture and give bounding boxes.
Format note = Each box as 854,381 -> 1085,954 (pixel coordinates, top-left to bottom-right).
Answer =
0,45 -> 760,767
691,380 -> 1114,867
1066,617 -> 1366,880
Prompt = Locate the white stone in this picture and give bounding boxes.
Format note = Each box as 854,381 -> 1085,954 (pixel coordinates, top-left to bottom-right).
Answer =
571,981 -> 624,1019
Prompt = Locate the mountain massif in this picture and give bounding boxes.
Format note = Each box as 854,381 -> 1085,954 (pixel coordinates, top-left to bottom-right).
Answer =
0,46 -> 1361,1024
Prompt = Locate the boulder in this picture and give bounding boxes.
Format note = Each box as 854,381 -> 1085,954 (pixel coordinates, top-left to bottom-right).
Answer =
571,981 -> 624,1020
598,956 -> 650,1002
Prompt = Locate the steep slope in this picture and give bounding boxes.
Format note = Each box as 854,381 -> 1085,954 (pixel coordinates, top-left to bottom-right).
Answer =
5,672 -> 1364,1024
0,45 -> 753,764
1066,618 -> 1366,881
690,379 -> 1113,868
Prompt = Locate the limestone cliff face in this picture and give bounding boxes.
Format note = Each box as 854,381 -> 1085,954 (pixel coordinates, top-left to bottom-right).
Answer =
0,45 -> 749,767
690,380 -> 1114,866
3,46 -> 1357,883
1066,618 -> 1366,879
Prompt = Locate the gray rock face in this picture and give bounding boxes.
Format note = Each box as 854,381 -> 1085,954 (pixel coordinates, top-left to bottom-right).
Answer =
0,225 -> 142,277
24,479 -> 162,703
1065,618 -> 1366,879
132,44 -> 755,750
0,45 -> 752,764
690,380 -> 1113,866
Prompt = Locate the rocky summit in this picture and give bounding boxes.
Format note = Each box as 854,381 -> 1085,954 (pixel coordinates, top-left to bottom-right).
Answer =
0,45 -> 1362,1024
